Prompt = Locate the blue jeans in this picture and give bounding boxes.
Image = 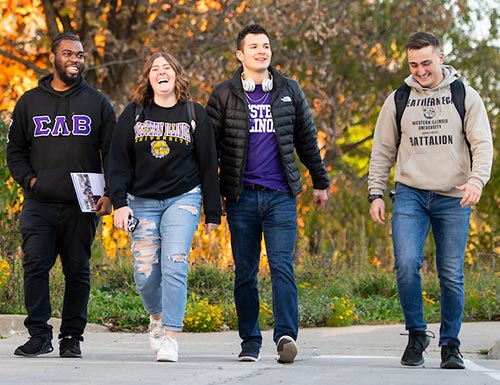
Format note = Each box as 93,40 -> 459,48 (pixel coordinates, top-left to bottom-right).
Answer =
392,183 -> 471,347
128,186 -> 201,332
226,189 -> 298,349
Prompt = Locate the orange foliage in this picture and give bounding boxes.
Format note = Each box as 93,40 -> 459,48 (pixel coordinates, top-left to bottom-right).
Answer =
98,213 -> 268,273
99,214 -> 133,260
0,0 -> 47,114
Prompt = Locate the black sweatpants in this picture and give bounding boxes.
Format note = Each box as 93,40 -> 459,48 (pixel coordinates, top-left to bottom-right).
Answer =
19,199 -> 98,340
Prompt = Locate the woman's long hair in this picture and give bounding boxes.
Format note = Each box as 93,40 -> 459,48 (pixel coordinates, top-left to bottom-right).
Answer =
132,51 -> 190,105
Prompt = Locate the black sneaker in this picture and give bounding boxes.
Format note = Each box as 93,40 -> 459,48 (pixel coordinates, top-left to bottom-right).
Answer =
277,335 -> 298,364
14,336 -> 53,357
238,345 -> 260,362
441,343 -> 465,369
400,330 -> 434,366
59,335 -> 83,358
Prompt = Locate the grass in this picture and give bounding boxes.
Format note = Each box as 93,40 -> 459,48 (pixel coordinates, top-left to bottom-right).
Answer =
91,257 -> 500,331
1,243 -> 499,333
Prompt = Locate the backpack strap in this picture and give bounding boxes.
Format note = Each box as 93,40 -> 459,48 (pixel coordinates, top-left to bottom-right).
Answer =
186,101 -> 197,132
450,80 -> 471,165
394,83 -> 411,152
134,103 -> 143,122
450,80 -> 466,126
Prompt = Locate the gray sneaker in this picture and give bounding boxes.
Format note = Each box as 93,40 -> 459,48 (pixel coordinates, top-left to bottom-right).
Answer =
277,336 -> 297,364
441,343 -> 465,369
400,330 -> 434,366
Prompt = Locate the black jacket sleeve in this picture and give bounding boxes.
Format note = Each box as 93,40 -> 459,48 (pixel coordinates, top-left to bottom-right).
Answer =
289,81 -> 330,190
109,103 -> 136,209
193,103 -> 222,224
99,95 -> 117,196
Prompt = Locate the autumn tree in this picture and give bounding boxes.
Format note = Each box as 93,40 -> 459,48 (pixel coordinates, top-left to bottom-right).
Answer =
1,0 -> 498,266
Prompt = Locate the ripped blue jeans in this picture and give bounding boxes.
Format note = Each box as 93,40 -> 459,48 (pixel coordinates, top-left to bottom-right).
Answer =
128,185 -> 201,332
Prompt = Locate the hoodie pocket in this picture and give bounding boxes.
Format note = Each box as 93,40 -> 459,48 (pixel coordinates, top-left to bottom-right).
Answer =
31,168 -> 77,202
399,153 -> 468,191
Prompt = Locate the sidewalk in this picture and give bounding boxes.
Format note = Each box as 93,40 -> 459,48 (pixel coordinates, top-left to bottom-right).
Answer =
1,315 -> 499,385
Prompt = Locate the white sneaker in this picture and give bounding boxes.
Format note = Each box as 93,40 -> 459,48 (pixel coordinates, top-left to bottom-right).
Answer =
156,336 -> 178,362
148,316 -> 164,353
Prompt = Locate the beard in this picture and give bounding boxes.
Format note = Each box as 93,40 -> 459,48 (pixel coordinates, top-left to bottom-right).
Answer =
54,57 -> 84,86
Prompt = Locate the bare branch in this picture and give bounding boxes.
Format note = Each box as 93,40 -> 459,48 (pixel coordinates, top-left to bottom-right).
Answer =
0,49 -> 49,75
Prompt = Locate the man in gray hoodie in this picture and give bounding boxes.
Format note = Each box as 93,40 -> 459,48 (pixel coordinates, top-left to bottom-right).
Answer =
368,32 -> 493,369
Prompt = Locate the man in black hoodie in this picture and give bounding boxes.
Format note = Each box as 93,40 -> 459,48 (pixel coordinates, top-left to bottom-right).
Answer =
6,33 -> 116,358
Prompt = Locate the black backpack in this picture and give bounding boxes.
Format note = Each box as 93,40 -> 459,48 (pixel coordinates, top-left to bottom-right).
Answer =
394,80 -> 466,153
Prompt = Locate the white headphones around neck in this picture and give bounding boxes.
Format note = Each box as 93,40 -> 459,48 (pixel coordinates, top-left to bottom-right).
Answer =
241,73 -> 273,92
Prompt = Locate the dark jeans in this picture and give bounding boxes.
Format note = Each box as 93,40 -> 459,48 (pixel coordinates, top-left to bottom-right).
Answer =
226,189 -> 298,349
19,199 -> 98,340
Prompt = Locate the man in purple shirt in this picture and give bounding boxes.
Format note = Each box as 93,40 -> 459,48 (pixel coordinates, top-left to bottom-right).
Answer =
207,24 -> 330,364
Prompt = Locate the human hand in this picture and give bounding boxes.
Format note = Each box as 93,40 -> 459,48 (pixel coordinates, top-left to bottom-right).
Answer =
312,189 -> 328,210
29,177 -> 37,189
369,198 -> 386,225
456,183 -> 482,208
94,196 -> 112,216
113,206 -> 134,232
204,223 -> 219,234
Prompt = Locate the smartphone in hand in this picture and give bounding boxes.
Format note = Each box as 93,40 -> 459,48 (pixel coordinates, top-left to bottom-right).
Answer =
127,215 -> 140,232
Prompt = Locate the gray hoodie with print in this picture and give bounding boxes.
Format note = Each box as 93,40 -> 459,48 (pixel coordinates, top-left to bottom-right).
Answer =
368,65 -> 493,198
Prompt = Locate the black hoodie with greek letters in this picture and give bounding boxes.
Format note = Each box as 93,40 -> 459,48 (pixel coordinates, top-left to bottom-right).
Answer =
7,73 -> 116,204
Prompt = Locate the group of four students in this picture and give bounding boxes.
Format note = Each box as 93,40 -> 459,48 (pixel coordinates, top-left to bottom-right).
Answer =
6,24 -> 493,370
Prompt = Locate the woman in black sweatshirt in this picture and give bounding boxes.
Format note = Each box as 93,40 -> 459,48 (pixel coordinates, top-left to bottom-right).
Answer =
109,51 -> 221,362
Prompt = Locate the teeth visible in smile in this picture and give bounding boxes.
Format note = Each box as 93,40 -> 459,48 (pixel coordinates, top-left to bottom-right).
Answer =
159,79 -> 169,84
68,66 -> 79,74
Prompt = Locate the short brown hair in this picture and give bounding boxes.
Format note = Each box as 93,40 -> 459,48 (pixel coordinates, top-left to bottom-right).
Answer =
406,32 -> 440,52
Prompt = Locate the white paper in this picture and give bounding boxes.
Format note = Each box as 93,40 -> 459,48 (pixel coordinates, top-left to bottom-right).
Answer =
70,172 -> 105,213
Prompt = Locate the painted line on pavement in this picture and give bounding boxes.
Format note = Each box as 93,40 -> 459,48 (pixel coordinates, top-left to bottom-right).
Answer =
464,360 -> 500,382
313,356 -> 500,382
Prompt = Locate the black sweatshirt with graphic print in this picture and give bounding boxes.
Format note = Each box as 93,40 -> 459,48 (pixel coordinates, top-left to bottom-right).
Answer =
109,101 -> 222,225
7,74 -> 116,204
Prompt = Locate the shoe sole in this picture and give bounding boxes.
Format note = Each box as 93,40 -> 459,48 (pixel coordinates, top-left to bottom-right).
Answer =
157,355 -> 178,362
440,361 -> 465,369
277,337 -> 298,364
60,350 -> 82,358
238,354 -> 260,362
401,358 -> 424,366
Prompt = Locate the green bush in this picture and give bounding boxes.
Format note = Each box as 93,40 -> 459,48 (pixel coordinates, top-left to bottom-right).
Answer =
187,263 -> 234,302
2,253 -> 500,331
355,297 -> 403,324
87,286 -> 147,331
327,296 -> 358,327
352,271 -> 398,298
183,293 -> 224,332
220,302 -> 238,330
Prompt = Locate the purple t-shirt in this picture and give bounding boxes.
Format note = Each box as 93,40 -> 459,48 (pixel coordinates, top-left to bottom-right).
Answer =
244,85 -> 289,191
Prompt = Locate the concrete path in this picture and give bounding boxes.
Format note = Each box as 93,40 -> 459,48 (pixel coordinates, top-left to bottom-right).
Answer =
0,315 -> 499,385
